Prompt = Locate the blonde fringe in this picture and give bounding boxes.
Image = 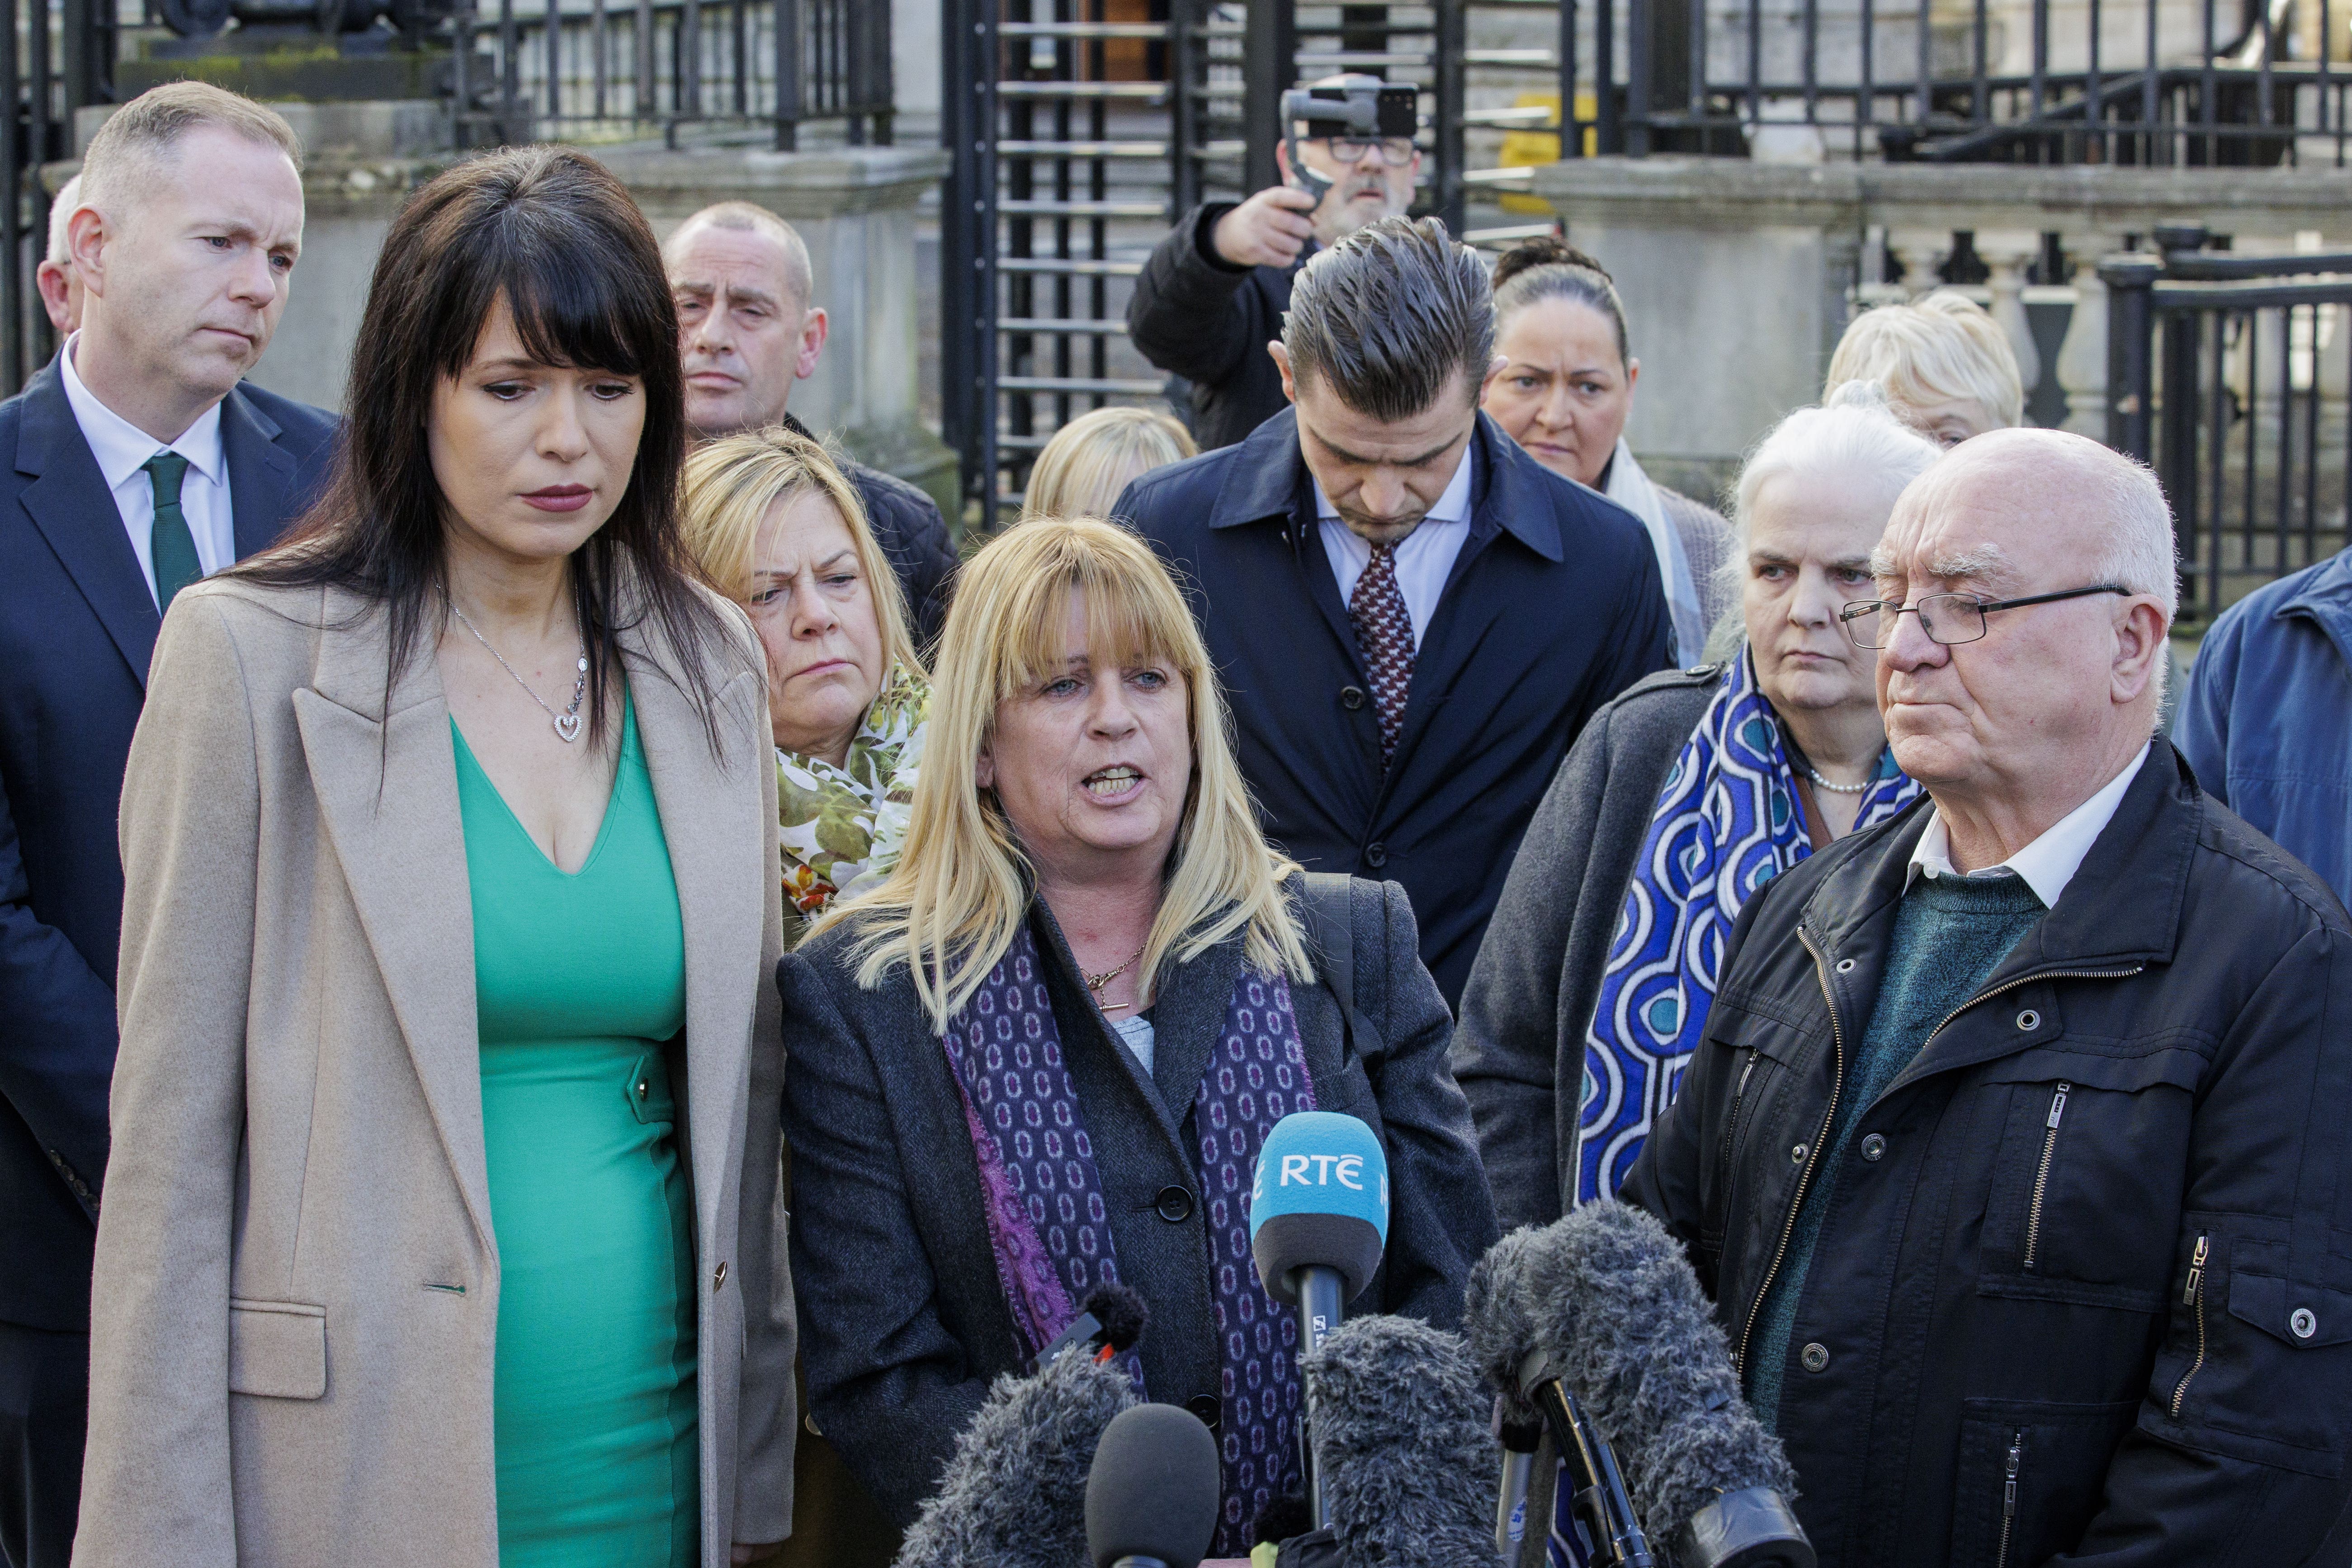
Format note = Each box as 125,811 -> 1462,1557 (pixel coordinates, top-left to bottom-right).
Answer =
805,516 -> 1314,1031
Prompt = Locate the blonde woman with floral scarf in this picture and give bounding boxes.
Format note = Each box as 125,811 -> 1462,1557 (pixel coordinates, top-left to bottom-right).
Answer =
683,427 -> 932,948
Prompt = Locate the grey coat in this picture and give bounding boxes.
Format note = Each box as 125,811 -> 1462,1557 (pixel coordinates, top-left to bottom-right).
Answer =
1451,665 -> 1721,1233
779,874 -> 1500,1523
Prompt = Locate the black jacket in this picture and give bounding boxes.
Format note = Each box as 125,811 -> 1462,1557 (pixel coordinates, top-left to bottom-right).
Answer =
0,364 -> 337,1330
1454,665 -> 1720,1231
781,413 -> 957,649
779,876 -> 1499,1522
1125,201 -> 1305,452
1622,746 -> 2352,1567
1117,408 -> 1672,1008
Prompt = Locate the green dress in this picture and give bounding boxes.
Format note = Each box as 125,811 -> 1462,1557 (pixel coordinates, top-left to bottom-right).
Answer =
453,698 -> 701,1568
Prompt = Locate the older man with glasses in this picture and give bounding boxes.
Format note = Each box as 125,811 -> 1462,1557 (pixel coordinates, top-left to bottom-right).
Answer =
1621,427 -> 2352,1566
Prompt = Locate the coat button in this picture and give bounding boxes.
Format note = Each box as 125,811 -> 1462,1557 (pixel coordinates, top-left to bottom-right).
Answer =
1154,1186 -> 1194,1223
713,1261 -> 728,1290
1861,1133 -> 1887,1162
1800,1342 -> 1830,1373
1365,842 -> 1387,869
2016,1009 -> 2040,1031
2291,1307 -> 2319,1340
1340,685 -> 1367,710
1791,1143 -> 1809,1164
1185,1394 -> 1222,1429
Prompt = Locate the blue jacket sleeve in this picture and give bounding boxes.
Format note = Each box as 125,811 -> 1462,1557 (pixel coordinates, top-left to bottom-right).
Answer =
2174,610 -> 2240,806
0,761 -> 113,1215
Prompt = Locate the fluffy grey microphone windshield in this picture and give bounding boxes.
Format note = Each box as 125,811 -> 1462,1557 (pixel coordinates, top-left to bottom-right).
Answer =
891,1350 -> 1136,1568
1526,1204 -> 1798,1560
1304,1315 -> 1496,1568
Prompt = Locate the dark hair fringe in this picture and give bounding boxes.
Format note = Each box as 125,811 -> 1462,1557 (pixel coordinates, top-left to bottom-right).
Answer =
231,145 -> 742,759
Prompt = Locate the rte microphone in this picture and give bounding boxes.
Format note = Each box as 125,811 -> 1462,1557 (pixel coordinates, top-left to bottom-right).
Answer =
890,1342 -> 1137,1568
1465,1206 -> 1814,1568
1084,1403 -> 1222,1568
1250,1111 -> 1391,1530
1302,1314 -> 1499,1568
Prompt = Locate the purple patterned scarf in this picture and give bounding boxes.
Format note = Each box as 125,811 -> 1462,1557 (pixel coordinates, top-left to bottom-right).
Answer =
940,921 -> 1318,1554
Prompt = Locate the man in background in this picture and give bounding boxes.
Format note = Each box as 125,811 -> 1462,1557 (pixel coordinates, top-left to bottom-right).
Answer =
1119,216 -> 1670,1008
1127,73 -> 1420,450
666,201 -> 957,647
35,175 -> 82,338
0,82 -> 336,1568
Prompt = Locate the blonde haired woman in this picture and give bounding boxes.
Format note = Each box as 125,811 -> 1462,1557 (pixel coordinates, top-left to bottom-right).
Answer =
682,428 -> 930,941
1823,290 -> 2025,446
778,517 -> 1497,1556
1020,405 -> 1196,521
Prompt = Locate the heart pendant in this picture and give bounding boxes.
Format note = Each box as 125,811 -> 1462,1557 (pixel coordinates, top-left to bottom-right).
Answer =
554,712 -> 583,743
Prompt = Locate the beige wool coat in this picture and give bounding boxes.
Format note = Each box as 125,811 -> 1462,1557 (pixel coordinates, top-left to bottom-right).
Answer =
72,576 -> 795,1567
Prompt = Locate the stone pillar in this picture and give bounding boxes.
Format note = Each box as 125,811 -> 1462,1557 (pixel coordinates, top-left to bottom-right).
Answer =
1886,228 -> 1949,297
1976,230 -> 2042,400
2054,238 -> 2114,437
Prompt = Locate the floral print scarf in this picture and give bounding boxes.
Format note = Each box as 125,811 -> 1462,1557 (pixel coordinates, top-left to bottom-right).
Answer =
777,663 -> 929,935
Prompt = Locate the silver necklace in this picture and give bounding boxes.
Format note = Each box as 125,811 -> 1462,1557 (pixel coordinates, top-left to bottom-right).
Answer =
450,602 -> 588,743
1804,765 -> 1868,795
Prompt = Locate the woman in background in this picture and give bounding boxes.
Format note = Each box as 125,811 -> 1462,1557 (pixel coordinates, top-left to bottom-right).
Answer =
683,427 -> 929,944
1479,235 -> 1733,665
1455,383 -> 1941,1227
1823,290 -> 2024,447
1020,404 -> 1196,522
76,147 -> 792,1568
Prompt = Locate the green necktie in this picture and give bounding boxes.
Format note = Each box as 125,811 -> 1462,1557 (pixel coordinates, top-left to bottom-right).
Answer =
145,452 -> 199,614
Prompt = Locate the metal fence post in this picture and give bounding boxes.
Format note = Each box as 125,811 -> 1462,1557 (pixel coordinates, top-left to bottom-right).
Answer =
942,0 -> 1000,534
1242,0 -> 1294,197
1434,0 -> 1465,232
775,0 -> 801,148
2100,253 -> 2160,459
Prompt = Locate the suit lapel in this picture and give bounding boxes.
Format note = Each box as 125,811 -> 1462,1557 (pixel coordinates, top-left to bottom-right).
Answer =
1148,929 -> 1245,1133
292,591 -> 496,1250
14,359 -> 160,686
633,652 -> 766,1253
221,384 -> 297,560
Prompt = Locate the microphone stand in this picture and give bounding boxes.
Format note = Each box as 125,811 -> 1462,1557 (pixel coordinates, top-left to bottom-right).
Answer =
1519,1351 -> 1653,1568
1290,1264 -> 1346,1530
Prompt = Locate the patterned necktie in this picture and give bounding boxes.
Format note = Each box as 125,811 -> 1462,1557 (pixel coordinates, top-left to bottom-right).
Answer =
145,452 -> 200,614
1347,540 -> 1416,767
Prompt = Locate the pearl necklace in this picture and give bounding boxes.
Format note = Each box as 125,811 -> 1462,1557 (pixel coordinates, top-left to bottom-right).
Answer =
1804,765 -> 1869,795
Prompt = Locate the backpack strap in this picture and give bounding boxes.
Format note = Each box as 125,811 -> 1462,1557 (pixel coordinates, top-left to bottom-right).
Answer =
1300,871 -> 1380,1058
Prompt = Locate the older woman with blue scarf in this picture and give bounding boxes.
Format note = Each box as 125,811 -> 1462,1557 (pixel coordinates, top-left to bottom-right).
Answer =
1455,383 -> 1943,1230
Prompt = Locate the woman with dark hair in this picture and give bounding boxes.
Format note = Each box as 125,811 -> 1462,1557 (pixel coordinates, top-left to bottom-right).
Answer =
73,146 -> 793,1568
1480,235 -> 1733,664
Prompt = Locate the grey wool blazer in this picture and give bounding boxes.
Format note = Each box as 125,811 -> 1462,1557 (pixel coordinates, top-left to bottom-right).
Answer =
778,874 -> 1501,1524
1450,664 -> 1721,1233
75,577 -> 796,1568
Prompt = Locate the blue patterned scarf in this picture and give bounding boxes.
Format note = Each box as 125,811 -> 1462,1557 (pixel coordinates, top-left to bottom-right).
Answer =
940,922 -> 1318,1555
1578,648 -> 1920,1205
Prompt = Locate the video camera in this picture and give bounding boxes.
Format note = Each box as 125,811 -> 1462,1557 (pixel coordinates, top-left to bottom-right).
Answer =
1277,79 -> 1419,202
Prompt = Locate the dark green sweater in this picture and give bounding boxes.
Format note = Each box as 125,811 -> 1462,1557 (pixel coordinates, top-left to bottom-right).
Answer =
1747,870 -> 2047,1428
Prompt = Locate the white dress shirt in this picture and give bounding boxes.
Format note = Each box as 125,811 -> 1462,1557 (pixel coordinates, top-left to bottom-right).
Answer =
61,332 -> 234,609
1906,742 -> 2153,907
1314,439 -> 1477,651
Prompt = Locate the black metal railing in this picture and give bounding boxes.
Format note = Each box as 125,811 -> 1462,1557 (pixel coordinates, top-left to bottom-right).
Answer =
452,0 -> 889,147
2106,227 -> 2352,622
0,0 -> 113,392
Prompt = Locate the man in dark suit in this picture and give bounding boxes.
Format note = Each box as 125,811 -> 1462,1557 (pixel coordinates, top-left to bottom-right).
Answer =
0,82 -> 336,1568
666,201 -> 959,647
1119,216 -> 1672,1009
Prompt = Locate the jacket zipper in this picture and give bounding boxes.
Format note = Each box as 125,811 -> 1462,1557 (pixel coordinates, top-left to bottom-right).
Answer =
1737,930 -> 1846,1374
2021,1082 -> 2072,1271
1996,1432 -> 2022,1568
1718,1049 -> 1761,1191
2170,1233 -> 2210,1418
1732,946 -> 2142,1374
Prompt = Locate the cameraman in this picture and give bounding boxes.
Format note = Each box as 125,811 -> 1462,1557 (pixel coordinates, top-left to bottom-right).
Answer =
1127,73 -> 1420,450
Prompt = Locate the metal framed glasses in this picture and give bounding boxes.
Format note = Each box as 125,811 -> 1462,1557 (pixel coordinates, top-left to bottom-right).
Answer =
1838,585 -> 2133,650
1322,136 -> 1418,166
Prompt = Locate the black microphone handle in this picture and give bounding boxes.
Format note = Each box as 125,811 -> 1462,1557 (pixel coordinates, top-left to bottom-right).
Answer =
1290,1264 -> 1347,1530
1529,1377 -> 1654,1568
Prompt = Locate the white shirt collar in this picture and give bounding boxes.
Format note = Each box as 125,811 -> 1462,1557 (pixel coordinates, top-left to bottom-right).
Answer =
60,331 -> 227,490
1906,742 -> 2153,908
1312,435 -> 1477,527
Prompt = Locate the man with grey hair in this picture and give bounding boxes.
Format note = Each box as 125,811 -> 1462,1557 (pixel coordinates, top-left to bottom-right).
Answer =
1127,73 -> 1423,449
665,199 -> 956,646
1119,215 -> 1670,1006
36,174 -> 82,337
1625,428 -> 2352,1563
0,80 -> 335,1568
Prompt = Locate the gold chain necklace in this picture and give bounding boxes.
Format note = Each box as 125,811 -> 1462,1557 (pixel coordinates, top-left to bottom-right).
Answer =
1084,945 -> 1148,1011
